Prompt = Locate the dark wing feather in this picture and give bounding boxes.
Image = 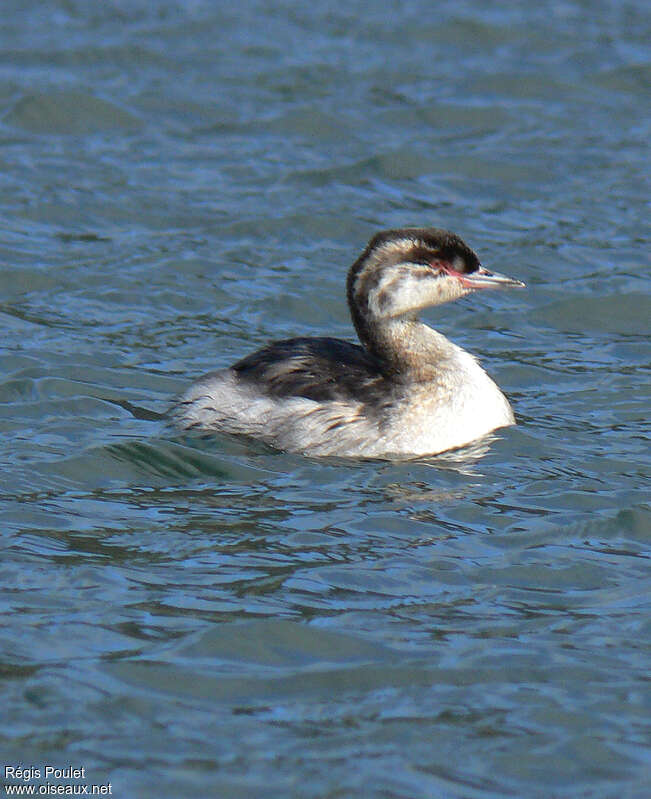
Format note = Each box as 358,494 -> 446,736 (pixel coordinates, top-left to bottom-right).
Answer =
232,337 -> 390,405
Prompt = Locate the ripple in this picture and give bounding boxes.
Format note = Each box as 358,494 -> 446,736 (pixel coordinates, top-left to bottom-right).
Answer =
5,90 -> 142,135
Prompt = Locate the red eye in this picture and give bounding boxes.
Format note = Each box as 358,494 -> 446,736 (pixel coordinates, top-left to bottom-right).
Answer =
434,259 -> 464,278
429,258 -> 449,273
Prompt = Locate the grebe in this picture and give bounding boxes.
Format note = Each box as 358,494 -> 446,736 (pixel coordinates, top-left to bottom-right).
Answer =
173,228 -> 525,458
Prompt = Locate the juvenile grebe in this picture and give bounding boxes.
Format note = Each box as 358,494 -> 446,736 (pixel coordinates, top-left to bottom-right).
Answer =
173,228 -> 525,457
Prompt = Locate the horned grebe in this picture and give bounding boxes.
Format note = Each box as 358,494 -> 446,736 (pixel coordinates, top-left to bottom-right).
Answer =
173,228 -> 525,458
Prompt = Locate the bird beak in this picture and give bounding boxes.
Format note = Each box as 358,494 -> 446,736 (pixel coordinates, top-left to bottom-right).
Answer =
460,266 -> 526,290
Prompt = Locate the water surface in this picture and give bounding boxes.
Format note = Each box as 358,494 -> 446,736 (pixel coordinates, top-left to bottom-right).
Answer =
1,1 -> 649,797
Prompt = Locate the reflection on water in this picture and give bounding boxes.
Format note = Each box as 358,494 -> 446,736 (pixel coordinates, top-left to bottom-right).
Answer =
1,1 -> 649,797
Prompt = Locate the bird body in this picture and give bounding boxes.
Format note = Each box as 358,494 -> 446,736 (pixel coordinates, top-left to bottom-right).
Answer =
173,228 -> 524,458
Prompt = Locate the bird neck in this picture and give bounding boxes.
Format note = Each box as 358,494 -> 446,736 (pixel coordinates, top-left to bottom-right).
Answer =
354,314 -> 460,381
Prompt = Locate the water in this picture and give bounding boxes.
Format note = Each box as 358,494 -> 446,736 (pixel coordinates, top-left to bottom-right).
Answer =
1,1 -> 649,797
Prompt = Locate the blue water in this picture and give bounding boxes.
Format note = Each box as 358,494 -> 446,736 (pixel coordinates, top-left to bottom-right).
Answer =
1,1 -> 649,797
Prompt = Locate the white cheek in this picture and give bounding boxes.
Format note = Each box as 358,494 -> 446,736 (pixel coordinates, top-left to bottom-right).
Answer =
436,279 -> 467,304
366,273 -> 426,317
367,273 -> 467,317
